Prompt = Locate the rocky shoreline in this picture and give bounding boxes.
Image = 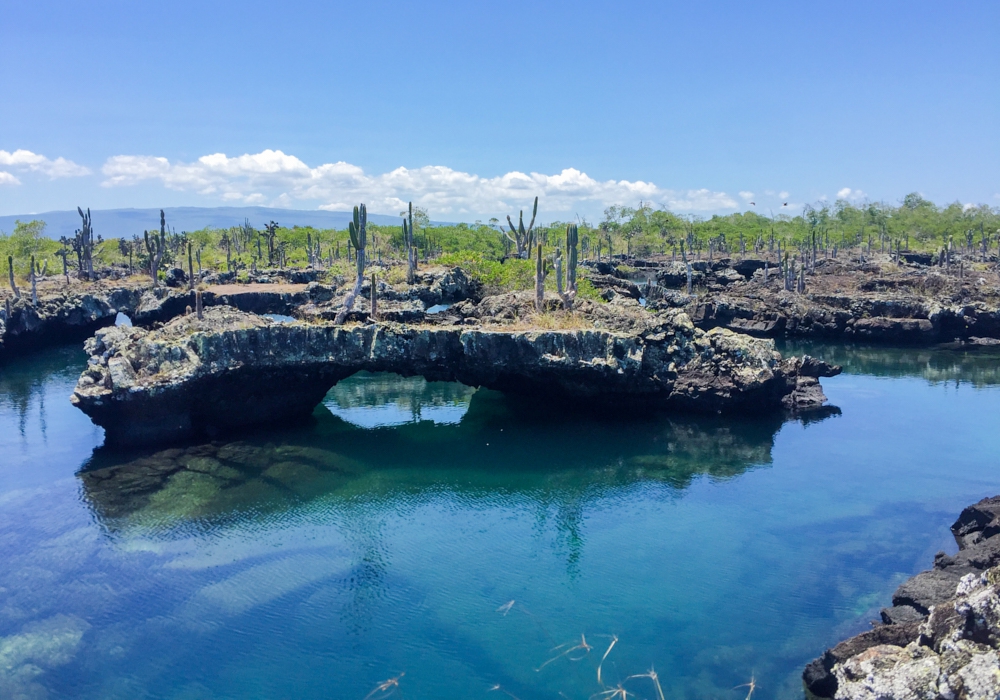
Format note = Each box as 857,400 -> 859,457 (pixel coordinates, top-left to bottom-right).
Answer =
0,267 -> 474,362
803,496 -> 1000,700
69,301 -> 839,446
599,253 -> 1000,345
4,254 -> 1000,363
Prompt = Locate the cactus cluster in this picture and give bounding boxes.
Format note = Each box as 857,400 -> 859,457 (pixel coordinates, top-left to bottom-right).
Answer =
334,204 -> 368,325
74,207 -> 95,279
504,197 -> 539,259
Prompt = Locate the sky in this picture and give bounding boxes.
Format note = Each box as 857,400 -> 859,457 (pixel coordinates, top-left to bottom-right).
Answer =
1,0 -> 998,223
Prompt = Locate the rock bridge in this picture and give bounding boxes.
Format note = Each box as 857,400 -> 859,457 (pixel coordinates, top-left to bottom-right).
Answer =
71,307 -> 838,446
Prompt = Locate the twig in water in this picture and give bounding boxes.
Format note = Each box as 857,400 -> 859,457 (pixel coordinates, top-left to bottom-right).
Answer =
494,600 -> 555,645
596,635 -> 618,686
537,634 -> 593,672
590,683 -> 632,700
625,668 -> 666,700
363,672 -> 404,700
488,684 -> 521,700
734,674 -> 757,700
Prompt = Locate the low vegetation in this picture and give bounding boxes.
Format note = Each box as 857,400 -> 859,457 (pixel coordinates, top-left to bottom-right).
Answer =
2,195 -> 998,295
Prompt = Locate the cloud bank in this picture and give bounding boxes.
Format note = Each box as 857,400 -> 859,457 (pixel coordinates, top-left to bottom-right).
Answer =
100,149 -> 738,217
0,149 -> 90,181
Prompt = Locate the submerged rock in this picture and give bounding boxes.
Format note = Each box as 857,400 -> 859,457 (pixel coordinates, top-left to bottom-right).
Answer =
70,305 -> 836,446
804,495 -> 1000,700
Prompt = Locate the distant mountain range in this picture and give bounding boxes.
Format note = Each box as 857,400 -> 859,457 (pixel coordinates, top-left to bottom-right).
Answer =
0,206 -> 408,240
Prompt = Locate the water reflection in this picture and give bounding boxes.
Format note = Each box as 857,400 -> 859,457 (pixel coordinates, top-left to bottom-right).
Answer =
324,371 -> 475,427
781,340 -> 1000,386
78,374 -> 818,535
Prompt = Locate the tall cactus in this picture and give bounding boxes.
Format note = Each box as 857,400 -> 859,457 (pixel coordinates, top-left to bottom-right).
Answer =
8,255 -> 20,299
144,210 -> 167,287
504,196 -> 539,258
30,255 -> 38,305
334,204 -> 367,325
534,243 -> 550,313
187,242 -> 195,290
75,207 -> 95,279
555,224 -> 579,309
403,202 -> 417,284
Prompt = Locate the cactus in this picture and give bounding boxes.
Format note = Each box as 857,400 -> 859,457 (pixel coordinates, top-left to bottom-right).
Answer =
195,289 -> 203,320
504,197 -> 539,258
534,243 -> 551,312
144,210 -> 167,286
403,202 -> 417,284
370,273 -> 378,321
30,255 -> 38,305
8,255 -> 20,299
72,207 -> 95,279
260,221 -> 279,266
187,243 -> 195,290
555,224 -> 579,309
334,204 -> 367,325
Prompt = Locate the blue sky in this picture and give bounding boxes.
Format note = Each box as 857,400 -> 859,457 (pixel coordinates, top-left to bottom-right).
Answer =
1,0 -> 997,221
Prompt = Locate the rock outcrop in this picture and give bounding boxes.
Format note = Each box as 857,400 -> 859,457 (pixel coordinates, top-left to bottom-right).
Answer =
0,287 -> 145,359
804,496 -> 1000,700
70,305 -> 838,446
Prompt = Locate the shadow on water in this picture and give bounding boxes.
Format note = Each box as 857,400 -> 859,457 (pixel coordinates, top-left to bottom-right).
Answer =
780,340 -> 1000,386
77,372 -> 837,534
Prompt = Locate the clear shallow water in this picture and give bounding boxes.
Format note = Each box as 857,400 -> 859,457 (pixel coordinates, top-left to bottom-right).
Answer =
2,343 -> 1000,700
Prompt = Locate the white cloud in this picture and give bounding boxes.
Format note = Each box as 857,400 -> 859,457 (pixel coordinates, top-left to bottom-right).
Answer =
738,191 -> 754,201
837,187 -> 866,201
101,149 -> 738,217
778,191 -> 789,199
0,149 -> 90,178
0,171 -> 21,186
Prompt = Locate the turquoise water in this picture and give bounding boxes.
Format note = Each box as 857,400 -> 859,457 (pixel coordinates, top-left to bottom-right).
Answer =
2,342 -> 1000,700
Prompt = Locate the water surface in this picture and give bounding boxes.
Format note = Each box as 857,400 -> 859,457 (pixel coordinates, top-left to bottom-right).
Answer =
2,341 -> 1000,700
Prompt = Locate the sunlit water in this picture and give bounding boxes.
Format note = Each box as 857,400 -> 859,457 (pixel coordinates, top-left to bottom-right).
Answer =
2,341 -> 1000,700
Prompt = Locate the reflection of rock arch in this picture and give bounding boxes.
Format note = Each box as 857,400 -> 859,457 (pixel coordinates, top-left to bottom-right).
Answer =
77,374 -> 830,535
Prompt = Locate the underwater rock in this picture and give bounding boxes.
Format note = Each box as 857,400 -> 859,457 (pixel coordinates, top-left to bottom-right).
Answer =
804,495 -> 1000,700
70,306 -> 835,446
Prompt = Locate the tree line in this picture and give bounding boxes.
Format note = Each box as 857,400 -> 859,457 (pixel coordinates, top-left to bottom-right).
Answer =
2,194 -> 998,284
